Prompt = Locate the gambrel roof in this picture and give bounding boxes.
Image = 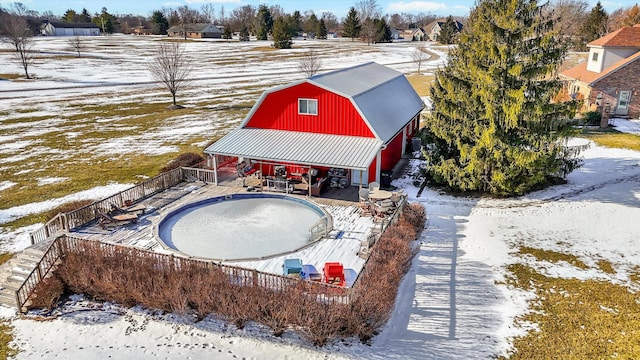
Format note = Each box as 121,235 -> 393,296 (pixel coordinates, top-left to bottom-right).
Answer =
205,62 -> 423,171
238,62 -> 424,143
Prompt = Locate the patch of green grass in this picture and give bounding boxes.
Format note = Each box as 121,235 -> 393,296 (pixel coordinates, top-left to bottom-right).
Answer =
579,128 -> 640,151
406,74 -> 435,97
630,266 -> 640,284
33,55 -> 78,60
0,320 -> 18,359
0,254 -> 17,357
0,253 -> 14,266
0,73 -> 22,80
519,246 -> 589,269
597,259 -> 616,274
503,263 -> 640,359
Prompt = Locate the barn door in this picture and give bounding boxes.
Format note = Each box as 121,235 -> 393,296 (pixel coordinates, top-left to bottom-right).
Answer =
616,91 -> 631,116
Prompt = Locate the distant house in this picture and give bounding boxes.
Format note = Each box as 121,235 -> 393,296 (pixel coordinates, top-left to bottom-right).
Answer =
204,62 -> 424,189
41,20 -> 100,36
390,29 -> 401,40
561,24 -> 640,122
167,24 -> 222,39
425,18 -> 464,42
404,28 -> 426,41
133,26 -> 151,36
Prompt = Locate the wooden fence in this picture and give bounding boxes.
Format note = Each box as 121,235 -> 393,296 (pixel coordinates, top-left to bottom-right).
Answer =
16,235 -> 350,313
29,167 -> 214,244
15,238 -> 66,312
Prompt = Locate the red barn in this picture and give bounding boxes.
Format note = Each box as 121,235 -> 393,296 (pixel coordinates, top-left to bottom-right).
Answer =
204,62 -> 424,192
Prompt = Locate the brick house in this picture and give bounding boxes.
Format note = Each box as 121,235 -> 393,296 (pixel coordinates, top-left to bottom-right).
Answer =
167,24 -> 223,38
561,24 -> 640,124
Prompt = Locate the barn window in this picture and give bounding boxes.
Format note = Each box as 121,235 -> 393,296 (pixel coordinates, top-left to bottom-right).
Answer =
298,99 -> 318,115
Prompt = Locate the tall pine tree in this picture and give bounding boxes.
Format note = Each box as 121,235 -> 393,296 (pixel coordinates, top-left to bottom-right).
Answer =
150,10 -> 169,35
438,16 -> 459,44
579,1 -> 608,50
317,19 -> 328,39
342,7 -> 361,41
422,0 -> 582,196
272,16 -> 294,49
254,5 -> 272,40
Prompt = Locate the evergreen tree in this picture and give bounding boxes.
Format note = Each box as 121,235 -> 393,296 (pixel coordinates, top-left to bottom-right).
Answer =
373,17 -> 391,43
92,7 -> 118,34
239,25 -> 250,41
438,16 -> 458,44
254,4 -> 272,40
317,19 -> 328,39
79,8 -> 91,22
342,7 -> 361,41
579,1 -> 608,50
291,10 -> 303,34
223,26 -> 232,41
272,16 -> 294,49
63,9 -> 76,23
305,13 -> 319,38
150,10 -> 169,35
422,0 -> 582,196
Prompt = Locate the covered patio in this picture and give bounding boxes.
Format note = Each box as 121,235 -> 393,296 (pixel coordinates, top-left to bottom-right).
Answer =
204,128 -> 384,199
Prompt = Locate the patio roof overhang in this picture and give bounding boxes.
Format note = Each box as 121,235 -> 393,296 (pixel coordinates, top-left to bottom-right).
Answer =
204,128 -> 383,171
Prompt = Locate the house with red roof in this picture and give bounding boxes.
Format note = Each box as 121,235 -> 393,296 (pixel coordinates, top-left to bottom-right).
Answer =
561,24 -> 640,124
204,62 -> 424,194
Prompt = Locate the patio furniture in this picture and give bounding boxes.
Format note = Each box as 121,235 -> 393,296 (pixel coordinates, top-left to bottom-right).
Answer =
358,188 -> 369,202
98,211 -> 138,229
283,258 -> 303,277
368,182 -> 380,192
369,189 -> 392,201
300,264 -> 322,282
323,262 -> 345,287
110,203 -> 145,216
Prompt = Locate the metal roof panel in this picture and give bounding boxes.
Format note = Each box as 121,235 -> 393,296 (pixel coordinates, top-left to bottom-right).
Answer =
204,129 -> 382,170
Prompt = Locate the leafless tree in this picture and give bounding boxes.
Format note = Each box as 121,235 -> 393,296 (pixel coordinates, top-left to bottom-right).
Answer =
148,42 -> 193,108
218,5 -> 225,25
0,12 -> 34,79
68,36 -> 84,57
412,45 -> 429,73
177,5 -> 199,40
201,3 -> 215,23
356,0 -> 381,45
548,0 -> 588,37
298,50 -> 322,77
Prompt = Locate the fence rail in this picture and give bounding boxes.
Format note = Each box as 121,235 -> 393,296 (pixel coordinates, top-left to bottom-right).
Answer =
29,167 -> 215,245
17,235 -> 350,313
15,239 -> 65,312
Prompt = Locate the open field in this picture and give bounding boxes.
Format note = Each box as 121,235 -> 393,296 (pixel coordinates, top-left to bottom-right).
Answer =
2,36 -> 640,359
0,36 -> 443,231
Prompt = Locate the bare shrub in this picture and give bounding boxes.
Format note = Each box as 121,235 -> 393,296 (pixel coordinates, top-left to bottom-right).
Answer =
28,274 -> 65,310
401,203 -> 427,232
45,200 -> 94,221
160,152 -> 204,173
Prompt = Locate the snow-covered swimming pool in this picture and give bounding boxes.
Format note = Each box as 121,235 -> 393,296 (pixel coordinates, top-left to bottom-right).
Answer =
157,194 -> 327,260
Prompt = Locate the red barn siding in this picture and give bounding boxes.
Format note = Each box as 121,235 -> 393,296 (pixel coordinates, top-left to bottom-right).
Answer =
368,159 -> 378,183
381,132 -> 404,171
245,82 -> 375,137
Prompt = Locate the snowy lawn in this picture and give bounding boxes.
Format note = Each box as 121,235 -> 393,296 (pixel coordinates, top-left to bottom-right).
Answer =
0,137 -> 638,359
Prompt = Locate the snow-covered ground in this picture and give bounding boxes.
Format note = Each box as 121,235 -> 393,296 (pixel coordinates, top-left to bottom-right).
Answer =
2,136 -> 639,359
1,36 -> 640,358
